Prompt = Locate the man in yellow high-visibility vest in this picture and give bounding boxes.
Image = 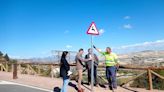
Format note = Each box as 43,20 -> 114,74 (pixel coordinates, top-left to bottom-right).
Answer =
93,45 -> 119,90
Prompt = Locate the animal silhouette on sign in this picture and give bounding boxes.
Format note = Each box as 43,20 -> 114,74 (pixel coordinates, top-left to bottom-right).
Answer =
92,27 -> 95,31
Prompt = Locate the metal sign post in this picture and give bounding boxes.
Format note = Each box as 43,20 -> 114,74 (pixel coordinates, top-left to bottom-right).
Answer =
91,35 -> 94,92
86,22 -> 99,92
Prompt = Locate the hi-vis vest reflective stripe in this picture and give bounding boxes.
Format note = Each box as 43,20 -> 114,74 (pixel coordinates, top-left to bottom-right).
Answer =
101,52 -> 118,66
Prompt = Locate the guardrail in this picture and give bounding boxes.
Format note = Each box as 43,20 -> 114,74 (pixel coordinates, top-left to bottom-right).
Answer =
0,62 -> 164,90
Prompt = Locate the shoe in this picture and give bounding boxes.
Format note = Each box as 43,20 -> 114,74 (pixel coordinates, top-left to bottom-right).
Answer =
94,84 -> 99,87
109,86 -> 113,90
78,89 -> 82,92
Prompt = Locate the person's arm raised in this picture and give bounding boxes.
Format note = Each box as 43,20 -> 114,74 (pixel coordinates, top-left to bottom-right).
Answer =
93,45 -> 101,53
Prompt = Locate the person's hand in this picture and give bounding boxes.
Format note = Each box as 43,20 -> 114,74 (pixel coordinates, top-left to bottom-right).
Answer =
115,63 -> 119,70
88,58 -> 92,61
93,45 -> 96,49
115,64 -> 119,71
116,63 -> 119,67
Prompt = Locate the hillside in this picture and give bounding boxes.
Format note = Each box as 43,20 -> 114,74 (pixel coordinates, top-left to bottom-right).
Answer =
118,50 -> 164,67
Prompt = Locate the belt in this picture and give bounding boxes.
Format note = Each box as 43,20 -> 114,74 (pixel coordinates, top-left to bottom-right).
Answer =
106,66 -> 115,68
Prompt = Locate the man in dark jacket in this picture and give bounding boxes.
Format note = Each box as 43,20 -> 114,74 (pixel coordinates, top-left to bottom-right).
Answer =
85,48 -> 99,86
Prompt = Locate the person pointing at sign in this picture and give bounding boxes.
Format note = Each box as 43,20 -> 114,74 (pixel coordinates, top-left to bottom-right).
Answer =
93,45 -> 119,91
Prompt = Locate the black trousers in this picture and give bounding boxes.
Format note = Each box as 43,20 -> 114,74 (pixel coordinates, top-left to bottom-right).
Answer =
87,66 -> 98,85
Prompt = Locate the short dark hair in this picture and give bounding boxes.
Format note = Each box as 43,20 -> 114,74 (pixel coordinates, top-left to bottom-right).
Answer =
106,47 -> 111,50
88,48 -> 91,52
79,48 -> 83,52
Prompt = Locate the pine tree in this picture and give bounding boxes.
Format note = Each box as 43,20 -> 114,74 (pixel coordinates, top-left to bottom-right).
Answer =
0,51 -> 3,57
4,54 -> 10,61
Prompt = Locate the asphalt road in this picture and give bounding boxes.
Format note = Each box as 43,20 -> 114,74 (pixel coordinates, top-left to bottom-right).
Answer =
0,81 -> 51,92
0,84 -> 50,92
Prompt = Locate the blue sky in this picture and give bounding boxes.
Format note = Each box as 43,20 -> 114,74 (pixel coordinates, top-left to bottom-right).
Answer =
0,0 -> 164,58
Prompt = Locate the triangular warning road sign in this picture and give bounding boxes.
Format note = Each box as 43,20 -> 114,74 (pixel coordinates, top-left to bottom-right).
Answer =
87,22 -> 99,35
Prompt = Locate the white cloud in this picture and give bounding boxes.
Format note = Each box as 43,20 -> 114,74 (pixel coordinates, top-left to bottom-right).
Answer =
114,39 -> 164,53
124,16 -> 131,20
119,40 -> 164,49
123,24 -> 132,29
66,45 -> 72,49
156,39 -> 164,43
64,30 -> 69,34
99,29 -> 105,35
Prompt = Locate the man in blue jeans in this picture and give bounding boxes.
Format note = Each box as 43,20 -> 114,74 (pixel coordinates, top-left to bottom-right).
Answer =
93,46 -> 119,91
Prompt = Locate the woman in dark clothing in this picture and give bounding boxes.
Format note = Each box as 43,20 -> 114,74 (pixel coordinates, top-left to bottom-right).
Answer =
60,51 -> 70,92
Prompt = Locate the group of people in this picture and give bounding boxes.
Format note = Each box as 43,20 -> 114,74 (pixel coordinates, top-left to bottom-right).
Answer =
59,46 -> 119,92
